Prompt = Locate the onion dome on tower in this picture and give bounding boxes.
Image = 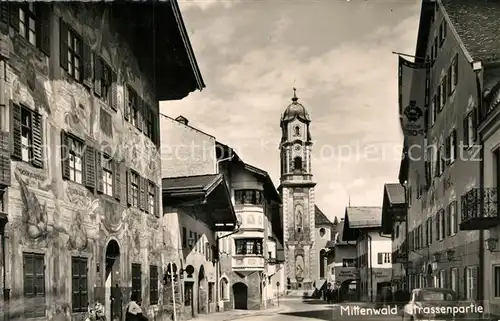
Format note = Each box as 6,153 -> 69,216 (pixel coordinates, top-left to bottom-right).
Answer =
280,88 -> 312,142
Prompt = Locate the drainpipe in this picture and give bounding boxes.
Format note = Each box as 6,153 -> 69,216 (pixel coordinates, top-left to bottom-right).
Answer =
367,234 -> 373,302
474,65 -> 484,304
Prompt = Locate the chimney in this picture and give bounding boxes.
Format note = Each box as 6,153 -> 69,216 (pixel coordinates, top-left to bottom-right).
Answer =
175,115 -> 189,126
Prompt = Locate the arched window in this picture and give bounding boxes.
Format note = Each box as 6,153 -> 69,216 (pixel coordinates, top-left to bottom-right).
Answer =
220,277 -> 229,300
319,228 -> 326,237
319,250 -> 326,278
294,157 -> 302,171
294,126 -> 300,136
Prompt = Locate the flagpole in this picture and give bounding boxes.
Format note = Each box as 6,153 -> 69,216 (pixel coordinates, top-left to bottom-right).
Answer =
391,51 -> 427,60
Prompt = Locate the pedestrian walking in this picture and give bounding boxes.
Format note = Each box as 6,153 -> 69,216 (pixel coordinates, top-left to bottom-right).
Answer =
125,295 -> 148,321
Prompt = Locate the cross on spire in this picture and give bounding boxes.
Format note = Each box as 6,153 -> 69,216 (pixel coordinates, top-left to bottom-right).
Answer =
292,87 -> 298,102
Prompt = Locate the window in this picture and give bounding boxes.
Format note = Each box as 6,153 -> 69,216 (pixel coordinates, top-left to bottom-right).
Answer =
439,270 -> 446,288
131,263 -> 141,301
450,55 -> 458,93
148,181 -> 155,214
294,126 -> 300,136
20,106 -> 33,163
436,210 -> 443,241
102,154 -> 113,197
182,227 -> 187,248
234,190 -> 263,205
144,107 -> 152,138
466,266 -> 477,300
438,145 -> 445,176
448,201 -> 458,235
184,282 -> 193,306
377,253 -> 391,264
451,268 -> 459,293
127,86 -> 139,128
208,282 -> 214,302
319,228 -> 326,237
68,136 -> 84,184
99,59 -> 113,105
342,259 -> 356,268
18,4 -> 36,46
67,28 -> 82,81
494,266 -> 500,298
430,96 -> 437,126
439,21 -> 447,46
130,171 -> 139,207
433,274 -> 439,288
71,257 -> 88,312
149,265 -> 159,305
294,157 -> 302,171
440,76 -> 447,109
433,37 -> 438,60
464,110 -> 476,148
220,278 -> 229,300
446,130 -> 457,164
235,238 -> 263,255
23,252 -> 45,318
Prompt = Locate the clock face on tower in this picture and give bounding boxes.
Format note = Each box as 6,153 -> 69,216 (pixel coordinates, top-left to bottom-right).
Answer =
294,144 -> 301,151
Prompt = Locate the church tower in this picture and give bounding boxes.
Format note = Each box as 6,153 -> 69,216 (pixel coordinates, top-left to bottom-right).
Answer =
279,88 -> 317,292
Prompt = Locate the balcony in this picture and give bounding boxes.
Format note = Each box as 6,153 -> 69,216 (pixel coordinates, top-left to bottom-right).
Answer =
460,188 -> 500,230
232,256 -> 265,271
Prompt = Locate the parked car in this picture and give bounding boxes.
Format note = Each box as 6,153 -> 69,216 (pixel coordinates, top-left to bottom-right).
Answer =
402,288 -> 458,321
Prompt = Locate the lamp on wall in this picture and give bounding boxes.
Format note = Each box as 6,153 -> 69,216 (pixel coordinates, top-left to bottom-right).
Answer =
486,237 -> 499,252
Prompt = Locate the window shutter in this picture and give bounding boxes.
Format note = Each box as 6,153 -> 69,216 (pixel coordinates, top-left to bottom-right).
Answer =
110,72 -> 118,111
446,207 -> 451,236
454,56 -> 458,86
139,176 -> 145,211
31,112 -> 44,168
0,131 -> 11,186
453,130 -> 457,161
95,151 -> 103,193
126,169 -> 132,206
10,101 -> 21,159
59,18 -> 68,70
82,43 -> 92,88
9,4 -> 18,31
445,136 -> 450,165
454,202 -> 459,232
472,108 -> 477,141
35,5 -> 51,56
463,117 -> 469,147
154,105 -> 160,148
0,3 -> 9,29
60,131 -> 70,180
144,180 -> 150,214
155,185 -> 160,217
137,99 -> 144,132
377,253 -> 382,264
447,66 -> 452,95
113,159 -> 120,200
124,85 -> 130,121
84,145 -> 96,189
94,55 -> 102,97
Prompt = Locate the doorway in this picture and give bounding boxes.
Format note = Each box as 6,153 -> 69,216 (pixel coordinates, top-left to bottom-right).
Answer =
198,265 -> 206,314
233,283 -> 248,310
105,240 -> 121,321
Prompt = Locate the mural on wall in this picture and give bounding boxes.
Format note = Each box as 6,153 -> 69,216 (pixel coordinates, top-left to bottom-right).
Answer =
15,171 -> 49,241
67,211 -> 88,251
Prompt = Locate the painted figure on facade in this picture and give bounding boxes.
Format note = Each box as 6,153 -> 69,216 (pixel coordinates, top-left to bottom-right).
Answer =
296,255 -> 304,280
15,171 -> 48,239
295,205 -> 303,229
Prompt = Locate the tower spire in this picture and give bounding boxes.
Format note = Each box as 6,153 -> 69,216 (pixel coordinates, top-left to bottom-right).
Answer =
348,196 -> 351,207
292,87 -> 298,102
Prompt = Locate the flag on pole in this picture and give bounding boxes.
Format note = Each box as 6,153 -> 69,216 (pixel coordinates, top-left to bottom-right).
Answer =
398,56 -> 429,137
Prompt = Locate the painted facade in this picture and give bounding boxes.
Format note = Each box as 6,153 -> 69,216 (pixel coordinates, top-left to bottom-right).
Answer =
279,90 -> 317,294
0,2 -> 203,321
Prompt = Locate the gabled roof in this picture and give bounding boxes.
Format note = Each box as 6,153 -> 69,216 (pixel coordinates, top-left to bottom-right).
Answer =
162,174 -> 220,192
345,206 -> 382,228
385,184 -> 405,205
315,205 -> 333,226
441,0 -> 500,61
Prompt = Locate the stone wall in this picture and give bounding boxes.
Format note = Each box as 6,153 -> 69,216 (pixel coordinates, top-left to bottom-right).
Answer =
1,4 -> 167,321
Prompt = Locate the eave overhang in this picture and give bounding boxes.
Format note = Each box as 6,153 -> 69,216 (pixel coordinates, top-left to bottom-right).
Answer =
112,0 -> 205,101
162,174 -> 236,231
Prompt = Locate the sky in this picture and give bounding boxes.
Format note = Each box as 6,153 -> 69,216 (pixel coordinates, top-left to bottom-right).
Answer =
160,0 -> 421,222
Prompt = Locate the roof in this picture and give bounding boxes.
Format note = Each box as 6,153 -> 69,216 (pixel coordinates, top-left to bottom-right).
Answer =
315,205 -> 333,226
333,221 -> 352,246
162,174 -> 237,231
280,88 -> 311,124
384,184 -> 405,205
162,174 -> 220,193
344,207 -> 382,228
441,0 -> 500,61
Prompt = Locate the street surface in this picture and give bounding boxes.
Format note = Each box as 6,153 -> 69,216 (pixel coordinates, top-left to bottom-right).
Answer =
197,298 -> 404,321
